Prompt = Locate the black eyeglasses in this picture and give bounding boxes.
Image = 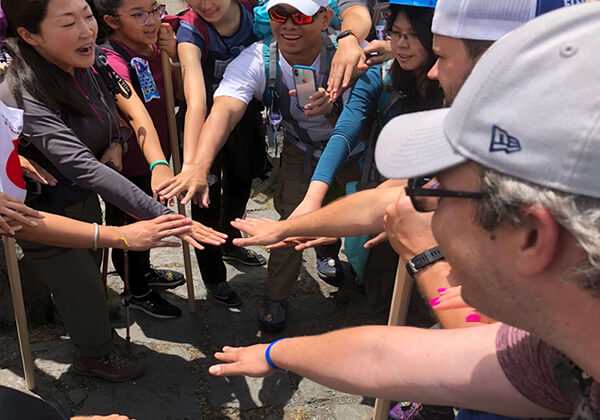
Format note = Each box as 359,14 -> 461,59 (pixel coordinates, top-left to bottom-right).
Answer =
113,4 -> 166,26
405,177 -> 486,212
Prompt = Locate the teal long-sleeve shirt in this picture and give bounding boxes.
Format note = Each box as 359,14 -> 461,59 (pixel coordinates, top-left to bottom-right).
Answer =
311,64 -> 403,185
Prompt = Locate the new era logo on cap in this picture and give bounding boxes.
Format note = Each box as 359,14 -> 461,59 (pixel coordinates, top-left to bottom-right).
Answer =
539,0 -> 586,15
490,126 -> 521,154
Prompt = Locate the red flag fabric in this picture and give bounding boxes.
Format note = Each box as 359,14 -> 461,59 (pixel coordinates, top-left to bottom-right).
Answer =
0,101 -> 26,202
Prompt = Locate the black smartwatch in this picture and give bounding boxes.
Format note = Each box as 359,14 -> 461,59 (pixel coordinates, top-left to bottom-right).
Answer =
336,30 -> 357,42
405,246 -> 444,276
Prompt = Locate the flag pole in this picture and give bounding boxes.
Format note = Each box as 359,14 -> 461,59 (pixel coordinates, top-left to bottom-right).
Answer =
3,236 -> 35,390
160,50 -> 196,313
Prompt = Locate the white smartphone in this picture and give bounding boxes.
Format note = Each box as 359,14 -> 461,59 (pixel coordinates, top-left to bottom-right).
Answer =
292,65 -> 318,110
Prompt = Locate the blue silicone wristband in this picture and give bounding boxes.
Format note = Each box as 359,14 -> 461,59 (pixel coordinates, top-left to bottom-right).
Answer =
150,160 -> 170,171
265,338 -> 287,372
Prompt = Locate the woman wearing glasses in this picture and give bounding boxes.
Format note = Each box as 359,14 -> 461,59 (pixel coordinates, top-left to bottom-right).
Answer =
93,0 -> 189,320
0,0 -> 226,381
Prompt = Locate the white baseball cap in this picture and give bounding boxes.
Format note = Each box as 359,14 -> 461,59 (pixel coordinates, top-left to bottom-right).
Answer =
375,3 -> 600,199
432,0 -> 586,41
266,0 -> 329,16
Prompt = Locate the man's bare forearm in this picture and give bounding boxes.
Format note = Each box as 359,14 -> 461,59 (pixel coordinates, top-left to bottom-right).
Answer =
268,324 -> 557,416
279,184 -> 404,238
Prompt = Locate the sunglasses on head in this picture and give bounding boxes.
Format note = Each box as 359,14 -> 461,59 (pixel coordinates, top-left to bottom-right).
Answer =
268,6 -> 326,25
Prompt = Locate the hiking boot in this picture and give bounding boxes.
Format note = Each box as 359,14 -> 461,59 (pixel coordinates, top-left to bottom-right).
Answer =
205,282 -> 242,307
316,256 -> 344,286
145,268 -> 185,289
72,348 -> 145,382
258,298 -> 286,333
127,290 -> 182,319
222,247 -> 266,266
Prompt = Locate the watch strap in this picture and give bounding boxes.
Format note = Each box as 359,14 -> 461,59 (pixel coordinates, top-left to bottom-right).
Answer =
405,246 -> 444,276
336,30 -> 357,42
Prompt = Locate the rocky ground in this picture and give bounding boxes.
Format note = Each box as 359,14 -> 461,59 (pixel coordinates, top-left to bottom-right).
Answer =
1,3 -> 399,417
0,157 -> 386,419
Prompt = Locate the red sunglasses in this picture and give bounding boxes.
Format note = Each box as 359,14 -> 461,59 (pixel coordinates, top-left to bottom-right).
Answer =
268,7 -> 326,25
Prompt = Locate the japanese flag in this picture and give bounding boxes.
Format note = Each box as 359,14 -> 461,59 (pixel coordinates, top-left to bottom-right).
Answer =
0,101 -> 26,202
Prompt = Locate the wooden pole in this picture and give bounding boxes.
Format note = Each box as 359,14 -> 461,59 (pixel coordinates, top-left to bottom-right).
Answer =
3,236 -> 35,390
372,259 -> 413,420
160,51 -> 196,313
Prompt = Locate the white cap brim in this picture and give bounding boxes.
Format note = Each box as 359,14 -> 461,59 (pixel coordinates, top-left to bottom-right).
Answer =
375,108 -> 468,179
266,0 -> 321,16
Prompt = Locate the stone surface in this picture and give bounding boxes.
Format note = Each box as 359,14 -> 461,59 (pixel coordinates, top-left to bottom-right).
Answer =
0,9 -> 399,414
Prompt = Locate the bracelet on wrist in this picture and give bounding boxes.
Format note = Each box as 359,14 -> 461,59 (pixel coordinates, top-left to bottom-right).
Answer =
170,58 -> 181,68
115,227 -> 130,249
265,338 -> 288,372
92,222 -> 99,251
150,160 -> 170,171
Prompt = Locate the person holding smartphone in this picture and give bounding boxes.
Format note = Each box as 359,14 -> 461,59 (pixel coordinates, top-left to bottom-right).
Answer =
158,0 -> 362,332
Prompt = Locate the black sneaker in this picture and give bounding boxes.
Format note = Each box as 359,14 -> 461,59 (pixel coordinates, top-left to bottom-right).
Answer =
205,282 -> 242,307
258,298 -> 286,333
316,256 -> 344,286
127,291 -> 182,319
145,268 -> 185,289
222,247 -> 266,266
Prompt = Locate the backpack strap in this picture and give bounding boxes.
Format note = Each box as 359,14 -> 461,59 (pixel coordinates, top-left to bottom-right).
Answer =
262,35 -> 280,109
239,0 -> 258,12
377,59 -> 399,116
100,40 -> 143,100
178,9 -> 211,63
93,46 -> 132,99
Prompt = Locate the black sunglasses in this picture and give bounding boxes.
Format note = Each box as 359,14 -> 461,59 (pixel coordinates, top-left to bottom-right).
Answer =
405,177 -> 486,212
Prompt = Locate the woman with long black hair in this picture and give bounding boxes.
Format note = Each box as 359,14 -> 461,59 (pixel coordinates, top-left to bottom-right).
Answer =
0,0 -> 225,381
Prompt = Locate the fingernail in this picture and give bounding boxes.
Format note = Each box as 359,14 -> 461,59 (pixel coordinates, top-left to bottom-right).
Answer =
429,297 -> 440,307
465,313 -> 481,323
437,288 -> 447,293
29,221 -> 37,226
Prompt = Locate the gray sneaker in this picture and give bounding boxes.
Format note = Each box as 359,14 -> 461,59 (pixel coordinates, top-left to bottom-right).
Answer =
259,298 -> 286,333
205,282 -> 242,307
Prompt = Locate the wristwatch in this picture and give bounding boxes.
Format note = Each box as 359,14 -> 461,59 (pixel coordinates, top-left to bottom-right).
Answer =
336,30 -> 357,42
405,246 -> 445,276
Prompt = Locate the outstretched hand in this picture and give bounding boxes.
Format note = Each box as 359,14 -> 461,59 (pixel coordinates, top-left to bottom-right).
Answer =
119,214 -> 192,251
0,192 -> 44,235
155,164 -> 210,206
19,155 -> 57,186
383,193 -> 437,262
209,344 -> 274,378
231,217 -> 288,248
327,36 -> 368,101
177,219 -> 227,250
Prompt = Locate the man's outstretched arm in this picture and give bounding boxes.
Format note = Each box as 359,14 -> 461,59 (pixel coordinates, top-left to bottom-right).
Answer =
209,324 -> 560,417
232,180 -> 406,247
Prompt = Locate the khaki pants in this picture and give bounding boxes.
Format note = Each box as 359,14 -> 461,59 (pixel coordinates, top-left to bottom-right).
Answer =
18,195 -> 114,358
265,141 -> 360,300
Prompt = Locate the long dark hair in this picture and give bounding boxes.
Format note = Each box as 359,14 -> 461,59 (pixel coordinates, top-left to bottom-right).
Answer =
3,0 -> 95,116
92,0 -> 125,43
385,5 -> 442,112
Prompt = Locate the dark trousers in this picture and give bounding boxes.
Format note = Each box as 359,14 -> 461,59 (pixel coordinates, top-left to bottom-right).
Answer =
104,174 -> 152,297
191,151 -> 252,285
18,195 -> 114,357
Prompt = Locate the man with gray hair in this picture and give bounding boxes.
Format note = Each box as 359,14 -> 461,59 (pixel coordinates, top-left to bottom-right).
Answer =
231,0 -> 579,328
210,4 -> 600,417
